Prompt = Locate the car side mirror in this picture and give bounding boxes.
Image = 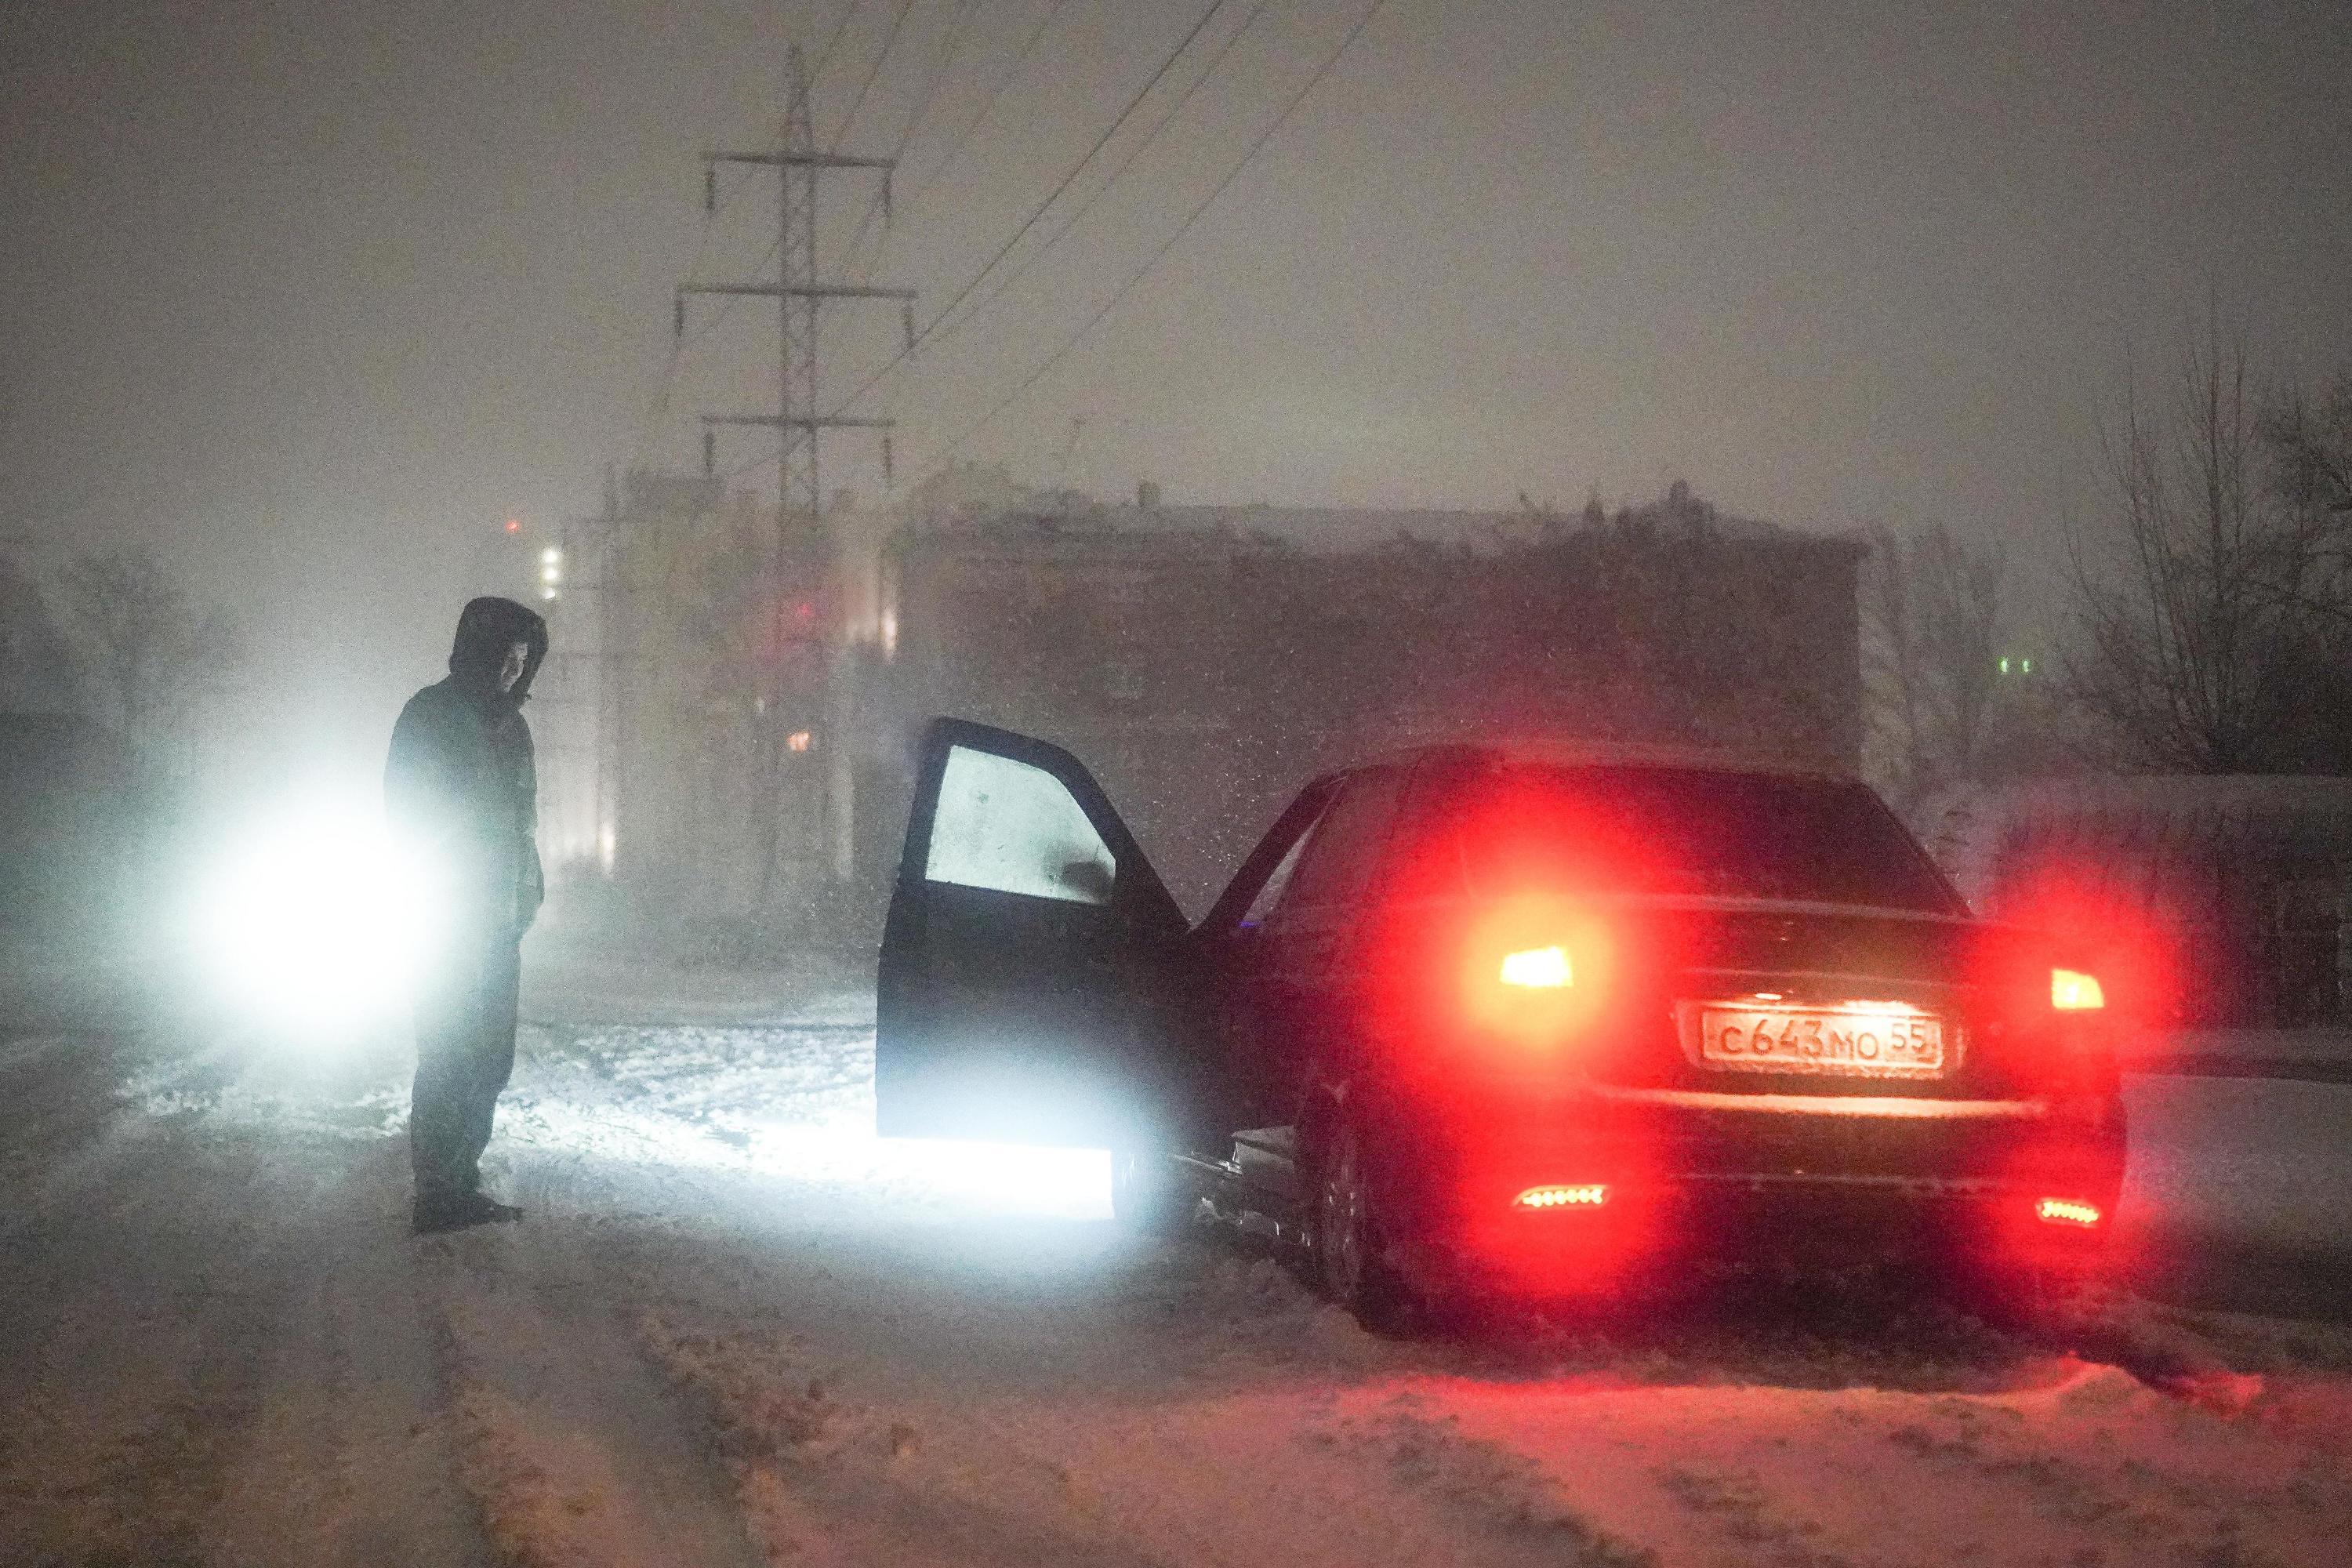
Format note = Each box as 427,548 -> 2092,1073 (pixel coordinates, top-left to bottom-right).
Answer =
1058,857 -> 1116,904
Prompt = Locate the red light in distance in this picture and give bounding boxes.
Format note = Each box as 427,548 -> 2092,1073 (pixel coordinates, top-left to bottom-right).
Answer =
2035,1196 -> 2103,1228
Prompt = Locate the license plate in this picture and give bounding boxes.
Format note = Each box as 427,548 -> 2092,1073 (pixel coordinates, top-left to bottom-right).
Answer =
1697,1007 -> 1945,1076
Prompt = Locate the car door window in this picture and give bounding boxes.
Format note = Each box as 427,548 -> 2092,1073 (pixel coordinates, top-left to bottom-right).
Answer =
1263,769 -> 1403,929
925,744 -> 1116,905
1240,815 -> 1319,927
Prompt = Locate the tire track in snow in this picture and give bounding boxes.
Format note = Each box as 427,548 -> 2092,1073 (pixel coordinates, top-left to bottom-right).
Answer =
0,1112 -> 497,1566
20,982 -> 2352,1568
633,1302 -> 1676,1568
606,1222 -> 1610,1568
1374,1363 -> 2352,1568
633,1312 -> 1182,1568
194,1134 -> 493,1565
0,1119 -> 275,1563
423,1207 -> 767,1568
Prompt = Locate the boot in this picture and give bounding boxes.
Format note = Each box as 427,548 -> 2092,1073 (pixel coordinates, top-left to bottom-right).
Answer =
412,1190 -> 523,1235
459,1192 -> 524,1225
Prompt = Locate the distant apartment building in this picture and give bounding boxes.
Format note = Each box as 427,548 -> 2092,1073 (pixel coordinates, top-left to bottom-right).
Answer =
550,473 -> 1866,931
866,480 -> 1865,914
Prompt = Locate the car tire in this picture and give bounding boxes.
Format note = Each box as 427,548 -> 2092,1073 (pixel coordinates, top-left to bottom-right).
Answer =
1310,1111 -> 1419,1334
2020,1262 -> 2105,1341
1109,1145 -> 1193,1236
1955,1261 -> 2103,1343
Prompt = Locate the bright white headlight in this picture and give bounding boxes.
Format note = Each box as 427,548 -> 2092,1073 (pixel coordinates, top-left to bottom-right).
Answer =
197,800 -> 452,1033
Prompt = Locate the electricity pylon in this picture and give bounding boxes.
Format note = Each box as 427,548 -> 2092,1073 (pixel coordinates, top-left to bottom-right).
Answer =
674,43 -> 916,905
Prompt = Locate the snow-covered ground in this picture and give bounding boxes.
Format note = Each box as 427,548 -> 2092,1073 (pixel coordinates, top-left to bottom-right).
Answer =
5,952 -> 2351,1567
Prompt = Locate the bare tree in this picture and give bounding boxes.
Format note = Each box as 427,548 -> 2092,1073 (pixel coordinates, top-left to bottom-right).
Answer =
52,548 -> 245,782
0,549 -> 84,710
2263,371 -> 2352,621
2068,333 -> 2310,771
1862,521 -> 2005,815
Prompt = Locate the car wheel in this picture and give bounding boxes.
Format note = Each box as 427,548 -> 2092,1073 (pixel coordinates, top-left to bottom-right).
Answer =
1953,1260 -> 2103,1343
1109,1145 -> 1192,1236
2019,1262 -> 2105,1341
1311,1112 -> 1417,1334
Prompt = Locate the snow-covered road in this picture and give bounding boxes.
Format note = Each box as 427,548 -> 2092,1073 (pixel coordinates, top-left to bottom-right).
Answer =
5,956 -> 2351,1566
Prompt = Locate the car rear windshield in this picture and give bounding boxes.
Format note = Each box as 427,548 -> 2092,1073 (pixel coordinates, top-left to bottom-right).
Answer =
1419,764 -> 1962,914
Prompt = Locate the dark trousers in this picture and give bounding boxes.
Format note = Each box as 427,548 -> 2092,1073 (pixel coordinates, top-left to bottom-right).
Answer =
410,929 -> 522,1202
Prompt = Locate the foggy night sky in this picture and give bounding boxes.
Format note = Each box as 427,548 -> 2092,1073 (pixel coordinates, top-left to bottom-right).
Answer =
3,0 -> 2348,759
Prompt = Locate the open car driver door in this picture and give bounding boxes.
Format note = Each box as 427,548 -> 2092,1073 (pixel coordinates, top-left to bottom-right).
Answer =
876,718 -> 1207,1152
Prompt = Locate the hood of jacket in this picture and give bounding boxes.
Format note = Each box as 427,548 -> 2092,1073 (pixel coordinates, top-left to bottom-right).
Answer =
448,596 -> 550,705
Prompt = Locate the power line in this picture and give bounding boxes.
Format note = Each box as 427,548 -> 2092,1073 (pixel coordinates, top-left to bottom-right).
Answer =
829,0 -> 922,152
902,0 -> 987,159
702,0 -> 1363,492
899,0 -> 1073,217
808,0 -> 866,90
824,0 -> 1229,420
839,0 -> 986,278
911,1 -> 1225,336
919,0 -> 1275,354
916,0 -> 1391,473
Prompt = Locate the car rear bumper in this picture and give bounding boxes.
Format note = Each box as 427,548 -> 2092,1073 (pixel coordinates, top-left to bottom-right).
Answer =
1412,1174 -> 2119,1299
1376,1083 -> 2125,1299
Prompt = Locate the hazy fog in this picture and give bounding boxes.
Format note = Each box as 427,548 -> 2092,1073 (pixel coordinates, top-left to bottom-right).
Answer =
4,0 -> 2347,756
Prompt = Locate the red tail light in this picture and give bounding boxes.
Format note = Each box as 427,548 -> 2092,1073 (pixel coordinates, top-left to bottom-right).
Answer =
2050,968 -> 2104,1011
1515,1183 -> 1609,1210
1457,898 -> 1615,1047
2035,1196 -> 2103,1228
1990,859 -> 2180,1025
1499,946 -> 1571,988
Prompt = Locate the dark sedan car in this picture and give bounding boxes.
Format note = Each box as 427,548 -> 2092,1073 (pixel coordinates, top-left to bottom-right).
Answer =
876,719 -> 2125,1327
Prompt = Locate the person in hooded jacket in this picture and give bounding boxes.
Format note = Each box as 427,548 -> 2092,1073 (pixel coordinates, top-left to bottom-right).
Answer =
387,596 -> 549,1235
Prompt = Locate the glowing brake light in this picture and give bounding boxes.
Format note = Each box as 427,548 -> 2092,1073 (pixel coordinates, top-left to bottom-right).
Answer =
2050,968 -> 2105,1011
1515,1183 -> 1608,1210
2035,1197 -> 2103,1228
1500,946 -> 1572,989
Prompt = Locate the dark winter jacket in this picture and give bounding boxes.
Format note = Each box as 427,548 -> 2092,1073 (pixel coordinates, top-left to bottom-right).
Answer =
386,597 -> 549,936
